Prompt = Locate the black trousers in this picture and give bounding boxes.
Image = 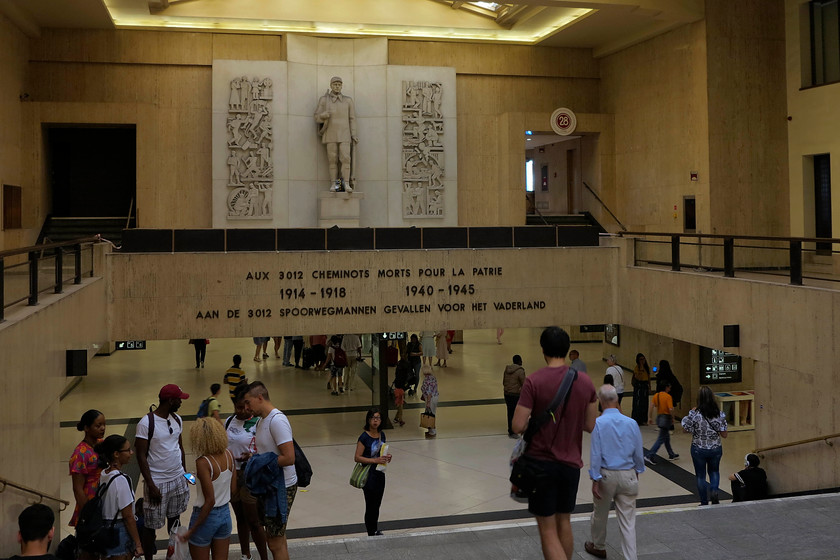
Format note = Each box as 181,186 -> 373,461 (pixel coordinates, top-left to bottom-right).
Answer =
293,339 -> 304,365
363,471 -> 386,535
193,341 -> 206,366
504,393 -> 520,435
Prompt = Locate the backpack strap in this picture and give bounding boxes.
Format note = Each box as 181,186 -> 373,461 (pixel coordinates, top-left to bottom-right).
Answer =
100,472 -> 132,527
225,415 -> 235,430
144,411 -> 156,456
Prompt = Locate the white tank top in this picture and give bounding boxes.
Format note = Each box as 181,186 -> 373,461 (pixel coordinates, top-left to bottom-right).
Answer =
194,450 -> 233,507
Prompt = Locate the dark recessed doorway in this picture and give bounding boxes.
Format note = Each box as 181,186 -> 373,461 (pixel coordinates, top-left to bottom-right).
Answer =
45,125 -> 136,217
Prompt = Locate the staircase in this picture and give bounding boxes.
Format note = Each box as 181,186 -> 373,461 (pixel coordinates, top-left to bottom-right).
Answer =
37,216 -> 135,247
526,211 -> 607,233
280,492 -> 840,559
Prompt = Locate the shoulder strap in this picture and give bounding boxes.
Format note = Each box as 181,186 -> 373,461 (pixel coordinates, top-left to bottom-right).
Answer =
203,455 -> 215,478
101,472 -> 132,527
172,413 -> 182,427
145,411 -> 155,453
225,415 -> 235,430
524,367 -> 577,443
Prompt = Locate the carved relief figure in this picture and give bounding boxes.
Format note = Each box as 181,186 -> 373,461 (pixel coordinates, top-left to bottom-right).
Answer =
401,81 -> 445,218
314,76 -> 358,192
226,75 -> 273,219
428,190 -> 443,215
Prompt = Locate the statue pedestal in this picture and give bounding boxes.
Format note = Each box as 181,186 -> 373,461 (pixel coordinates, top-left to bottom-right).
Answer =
318,192 -> 364,228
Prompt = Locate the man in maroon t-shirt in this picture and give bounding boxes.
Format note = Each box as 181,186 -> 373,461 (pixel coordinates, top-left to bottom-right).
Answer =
513,326 -> 598,560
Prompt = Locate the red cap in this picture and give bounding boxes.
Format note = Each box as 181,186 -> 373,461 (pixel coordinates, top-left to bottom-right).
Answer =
159,384 -> 189,400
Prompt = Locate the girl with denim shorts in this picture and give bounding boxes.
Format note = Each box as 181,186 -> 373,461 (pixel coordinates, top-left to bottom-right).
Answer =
181,417 -> 236,560
95,435 -> 143,560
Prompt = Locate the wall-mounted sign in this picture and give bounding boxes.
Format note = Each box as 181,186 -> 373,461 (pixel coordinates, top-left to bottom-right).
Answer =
116,340 -> 146,350
699,347 -> 742,384
108,248 -> 613,339
605,324 -> 620,346
379,332 -> 406,340
550,107 -> 577,136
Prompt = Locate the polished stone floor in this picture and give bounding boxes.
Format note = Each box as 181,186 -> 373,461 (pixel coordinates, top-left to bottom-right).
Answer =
58,328 -> 758,554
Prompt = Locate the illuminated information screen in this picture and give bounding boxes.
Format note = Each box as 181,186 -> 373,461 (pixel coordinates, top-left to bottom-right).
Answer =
699,347 -> 741,384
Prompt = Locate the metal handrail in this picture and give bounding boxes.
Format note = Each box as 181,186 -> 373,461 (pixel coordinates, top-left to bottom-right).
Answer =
1,235 -> 100,321
754,433 -> 840,455
0,476 -> 69,510
617,231 -> 832,285
583,181 -> 626,231
619,231 -> 840,244
0,235 -> 100,259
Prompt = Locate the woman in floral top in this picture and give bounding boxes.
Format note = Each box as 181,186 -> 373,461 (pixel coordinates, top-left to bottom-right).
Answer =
420,366 -> 439,438
681,387 -> 728,505
69,409 -> 106,526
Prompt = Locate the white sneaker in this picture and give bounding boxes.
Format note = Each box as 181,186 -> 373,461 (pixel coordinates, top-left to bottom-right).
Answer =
241,555 -> 251,560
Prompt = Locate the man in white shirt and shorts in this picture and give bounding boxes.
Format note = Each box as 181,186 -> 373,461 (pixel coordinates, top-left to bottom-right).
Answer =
134,384 -> 190,560
243,381 -> 297,560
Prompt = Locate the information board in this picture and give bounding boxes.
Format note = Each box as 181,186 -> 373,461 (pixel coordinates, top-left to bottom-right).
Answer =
699,346 -> 741,384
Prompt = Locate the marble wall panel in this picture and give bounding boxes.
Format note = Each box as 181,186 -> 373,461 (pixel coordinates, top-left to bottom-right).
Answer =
287,180 -> 319,227
354,66 -> 387,117
358,180 -> 389,226
286,63 -> 317,116
287,115 -> 319,181
355,117 -> 388,181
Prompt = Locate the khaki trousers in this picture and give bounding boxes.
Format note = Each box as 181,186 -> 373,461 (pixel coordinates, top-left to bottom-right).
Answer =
590,468 -> 638,560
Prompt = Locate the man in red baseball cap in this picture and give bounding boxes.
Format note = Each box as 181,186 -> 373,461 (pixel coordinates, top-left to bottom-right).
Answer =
135,384 -> 189,560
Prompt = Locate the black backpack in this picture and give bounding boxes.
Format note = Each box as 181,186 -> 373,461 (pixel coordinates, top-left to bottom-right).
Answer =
293,439 -> 312,488
76,472 -> 131,554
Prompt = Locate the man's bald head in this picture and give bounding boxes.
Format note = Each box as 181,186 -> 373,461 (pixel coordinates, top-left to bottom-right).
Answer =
598,384 -> 619,409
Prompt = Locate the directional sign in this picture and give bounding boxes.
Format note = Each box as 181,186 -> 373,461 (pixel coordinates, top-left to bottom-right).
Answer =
699,346 -> 741,384
116,340 -> 147,350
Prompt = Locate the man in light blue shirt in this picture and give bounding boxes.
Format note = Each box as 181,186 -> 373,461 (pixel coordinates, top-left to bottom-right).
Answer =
585,385 -> 645,560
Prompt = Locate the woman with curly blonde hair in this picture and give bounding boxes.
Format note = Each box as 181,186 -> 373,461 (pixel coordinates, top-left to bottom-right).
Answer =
179,417 -> 236,560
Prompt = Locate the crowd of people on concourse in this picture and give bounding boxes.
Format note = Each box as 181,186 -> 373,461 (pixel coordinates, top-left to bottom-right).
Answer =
505,327 -> 765,560
50,327 -> 765,560
63,380 -> 300,560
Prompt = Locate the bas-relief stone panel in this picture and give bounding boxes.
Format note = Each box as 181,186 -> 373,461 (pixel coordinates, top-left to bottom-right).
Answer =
107,247 -> 615,340
212,60 -> 287,227
215,38 -> 456,228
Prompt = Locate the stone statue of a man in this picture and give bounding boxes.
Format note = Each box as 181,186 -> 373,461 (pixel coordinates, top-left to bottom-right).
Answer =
314,76 -> 358,192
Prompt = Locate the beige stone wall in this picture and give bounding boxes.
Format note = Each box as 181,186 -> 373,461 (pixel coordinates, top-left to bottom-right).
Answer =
14,32 -> 602,236
21,30 -> 284,234
785,0 -> 840,240
705,0 -> 789,237
613,238 -> 838,493
0,13 -> 31,250
600,21 -> 711,234
107,246 -> 616,340
0,276 -> 108,553
392,41 -> 602,227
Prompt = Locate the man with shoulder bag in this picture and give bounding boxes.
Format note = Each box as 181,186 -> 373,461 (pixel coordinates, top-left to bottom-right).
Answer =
511,327 -> 598,560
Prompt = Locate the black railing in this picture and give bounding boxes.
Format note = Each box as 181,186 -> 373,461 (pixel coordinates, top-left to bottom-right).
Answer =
620,231 -> 840,286
0,236 -> 100,322
119,225 -> 602,253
